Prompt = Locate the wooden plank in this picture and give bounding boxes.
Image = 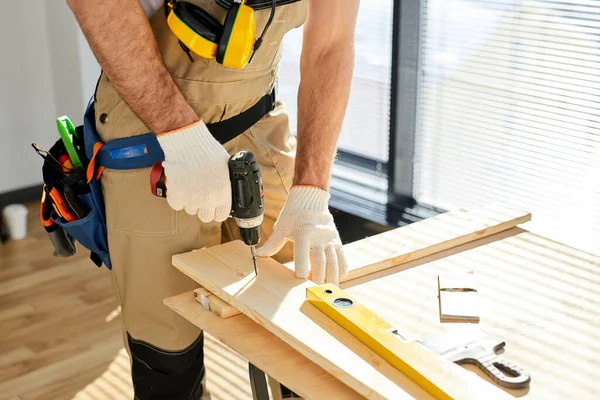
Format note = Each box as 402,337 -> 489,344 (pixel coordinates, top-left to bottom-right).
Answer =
199,205 -> 530,319
172,240 -> 512,399
193,287 -> 241,319
340,204 -> 530,281
340,227 -> 524,289
165,291 -> 365,400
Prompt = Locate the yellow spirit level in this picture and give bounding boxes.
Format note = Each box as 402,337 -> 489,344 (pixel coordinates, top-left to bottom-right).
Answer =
307,284 -> 464,400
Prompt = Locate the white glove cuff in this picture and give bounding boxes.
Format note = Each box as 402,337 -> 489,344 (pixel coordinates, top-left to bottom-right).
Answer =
287,186 -> 330,212
156,120 -> 221,162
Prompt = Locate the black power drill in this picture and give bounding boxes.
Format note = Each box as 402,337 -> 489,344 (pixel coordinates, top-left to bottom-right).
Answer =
150,150 -> 264,274
228,150 -> 264,274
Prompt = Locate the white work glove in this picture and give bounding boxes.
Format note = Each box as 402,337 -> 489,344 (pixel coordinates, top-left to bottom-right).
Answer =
256,186 -> 348,285
156,120 -> 232,222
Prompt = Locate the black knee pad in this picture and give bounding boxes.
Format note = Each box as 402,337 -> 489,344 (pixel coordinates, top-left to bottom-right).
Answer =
127,332 -> 205,400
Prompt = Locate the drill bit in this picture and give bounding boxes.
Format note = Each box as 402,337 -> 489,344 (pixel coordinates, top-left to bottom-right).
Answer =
250,245 -> 257,275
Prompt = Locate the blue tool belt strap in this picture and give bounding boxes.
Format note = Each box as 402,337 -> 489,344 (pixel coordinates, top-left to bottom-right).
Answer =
96,88 -> 276,170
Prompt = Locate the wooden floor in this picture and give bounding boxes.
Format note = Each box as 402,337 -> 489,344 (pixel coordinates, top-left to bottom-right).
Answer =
0,204 -> 253,400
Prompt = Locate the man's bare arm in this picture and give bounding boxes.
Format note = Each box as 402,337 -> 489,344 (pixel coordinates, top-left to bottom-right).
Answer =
294,0 -> 360,190
67,0 -> 198,134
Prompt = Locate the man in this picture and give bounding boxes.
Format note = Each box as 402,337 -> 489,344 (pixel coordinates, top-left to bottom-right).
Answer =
67,0 -> 359,398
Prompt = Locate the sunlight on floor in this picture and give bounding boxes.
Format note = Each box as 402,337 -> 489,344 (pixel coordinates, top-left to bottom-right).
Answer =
71,334 -> 253,400
72,348 -> 133,400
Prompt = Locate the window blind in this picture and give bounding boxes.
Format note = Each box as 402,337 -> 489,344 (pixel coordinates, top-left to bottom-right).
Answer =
414,0 -> 600,254
277,0 -> 393,163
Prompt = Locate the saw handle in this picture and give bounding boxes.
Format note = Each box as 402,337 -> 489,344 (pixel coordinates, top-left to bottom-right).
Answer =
475,353 -> 531,389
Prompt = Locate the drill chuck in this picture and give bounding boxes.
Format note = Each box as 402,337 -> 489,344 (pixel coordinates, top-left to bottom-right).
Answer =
240,226 -> 261,247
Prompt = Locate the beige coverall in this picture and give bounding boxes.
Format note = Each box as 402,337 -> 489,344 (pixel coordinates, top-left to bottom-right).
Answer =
94,1 -> 307,398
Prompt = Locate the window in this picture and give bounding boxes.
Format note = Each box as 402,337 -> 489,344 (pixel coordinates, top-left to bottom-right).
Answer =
278,0 -> 600,254
414,0 -> 600,255
278,1 -> 393,163
277,0 -> 394,216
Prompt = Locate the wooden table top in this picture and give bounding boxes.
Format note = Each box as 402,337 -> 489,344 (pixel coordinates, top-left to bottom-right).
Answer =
166,228 -> 600,399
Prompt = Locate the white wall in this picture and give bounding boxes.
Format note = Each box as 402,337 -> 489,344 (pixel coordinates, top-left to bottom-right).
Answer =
0,1 -> 99,193
77,30 -> 101,107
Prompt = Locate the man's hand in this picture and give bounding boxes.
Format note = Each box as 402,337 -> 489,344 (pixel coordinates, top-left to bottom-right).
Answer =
258,0 -> 359,284
67,0 -> 231,221
156,122 -> 232,222
256,186 -> 348,284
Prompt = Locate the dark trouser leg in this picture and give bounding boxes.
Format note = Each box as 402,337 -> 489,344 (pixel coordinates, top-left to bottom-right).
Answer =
128,332 -> 207,400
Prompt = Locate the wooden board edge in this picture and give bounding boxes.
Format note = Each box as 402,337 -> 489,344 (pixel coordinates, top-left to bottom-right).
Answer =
342,226 -> 525,289
344,209 -> 531,281
163,291 -> 370,400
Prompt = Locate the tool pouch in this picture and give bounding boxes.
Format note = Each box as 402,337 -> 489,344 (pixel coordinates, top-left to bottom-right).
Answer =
36,99 -> 111,269
35,86 -> 276,270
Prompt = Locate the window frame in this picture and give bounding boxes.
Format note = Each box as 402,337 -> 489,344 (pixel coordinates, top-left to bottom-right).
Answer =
387,0 -> 421,209
329,0 -> 438,227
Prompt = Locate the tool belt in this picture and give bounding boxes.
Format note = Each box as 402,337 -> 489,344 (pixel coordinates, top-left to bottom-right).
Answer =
35,88 -> 276,270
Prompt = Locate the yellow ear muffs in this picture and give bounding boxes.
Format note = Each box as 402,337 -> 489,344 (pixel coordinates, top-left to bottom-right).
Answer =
166,1 -> 222,59
164,0 -> 275,69
216,2 -> 256,69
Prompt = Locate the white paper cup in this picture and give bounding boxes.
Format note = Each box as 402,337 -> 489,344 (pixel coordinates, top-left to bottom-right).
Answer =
2,204 -> 29,240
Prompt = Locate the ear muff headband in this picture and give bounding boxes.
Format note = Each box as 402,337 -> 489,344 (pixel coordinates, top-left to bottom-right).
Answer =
173,2 -> 222,43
